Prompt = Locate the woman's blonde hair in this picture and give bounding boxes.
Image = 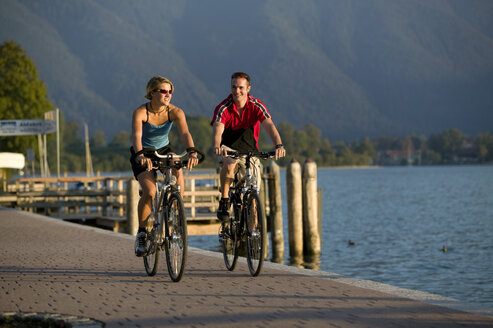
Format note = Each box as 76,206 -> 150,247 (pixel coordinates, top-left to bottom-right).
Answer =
145,76 -> 174,100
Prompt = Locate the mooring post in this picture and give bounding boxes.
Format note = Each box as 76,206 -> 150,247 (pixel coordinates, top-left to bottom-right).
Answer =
302,158 -> 321,256
102,178 -> 108,217
267,161 -> 284,263
259,169 -> 269,260
126,178 -> 140,236
287,159 -> 303,263
118,179 -> 124,217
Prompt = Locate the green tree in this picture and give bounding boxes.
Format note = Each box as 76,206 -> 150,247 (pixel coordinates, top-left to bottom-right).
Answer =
319,138 -> 336,166
422,150 -> 441,165
428,129 -> 464,163
353,137 -> 377,160
175,115 -> 215,167
0,40 -> 54,153
276,122 -> 296,165
109,130 -> 131,148
475,132 -> 493,162
277,122 -> 295,152
90,130 -> 107,148
409,135 -> 427,152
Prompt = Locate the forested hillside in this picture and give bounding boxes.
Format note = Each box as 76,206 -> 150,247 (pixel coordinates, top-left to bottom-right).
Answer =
1,0 -> 492,142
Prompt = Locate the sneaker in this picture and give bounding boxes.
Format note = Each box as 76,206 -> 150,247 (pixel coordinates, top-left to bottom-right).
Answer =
135,231 -> 147,257
216,198 -> 230,222
219,221 -> 230,240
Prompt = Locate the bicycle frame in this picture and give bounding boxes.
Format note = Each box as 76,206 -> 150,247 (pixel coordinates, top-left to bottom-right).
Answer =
152,167 -> 179,248
135,147 -> 204,281
220,150 -> 275,276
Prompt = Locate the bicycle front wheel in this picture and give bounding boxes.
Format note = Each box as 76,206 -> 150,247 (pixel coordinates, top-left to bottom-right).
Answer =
143,227 -> 159,276
221,196 -> 239,271
164,192 -> 187,282
245,191 -> 266,277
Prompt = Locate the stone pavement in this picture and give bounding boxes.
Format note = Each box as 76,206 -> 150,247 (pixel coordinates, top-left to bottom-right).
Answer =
1,207 -> 492,327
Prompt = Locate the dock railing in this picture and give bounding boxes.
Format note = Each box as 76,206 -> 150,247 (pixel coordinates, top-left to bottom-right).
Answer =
1,172 -> 223,234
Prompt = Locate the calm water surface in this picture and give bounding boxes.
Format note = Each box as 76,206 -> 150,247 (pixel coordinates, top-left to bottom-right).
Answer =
189,165 -> 493,310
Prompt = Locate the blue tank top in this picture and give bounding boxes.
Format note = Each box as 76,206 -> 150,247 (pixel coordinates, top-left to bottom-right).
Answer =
141,105 -> 173,149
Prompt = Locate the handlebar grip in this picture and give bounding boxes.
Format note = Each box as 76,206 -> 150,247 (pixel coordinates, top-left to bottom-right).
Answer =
131,147 -> 156,165
226,151 -> 240,158
181,147 -> 206,166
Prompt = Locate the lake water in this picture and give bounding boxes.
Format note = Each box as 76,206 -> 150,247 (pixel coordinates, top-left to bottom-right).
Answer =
189,165 -> 493,311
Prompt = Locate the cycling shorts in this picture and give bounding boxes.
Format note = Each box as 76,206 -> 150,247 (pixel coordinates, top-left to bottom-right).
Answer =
218,145 -> 262,189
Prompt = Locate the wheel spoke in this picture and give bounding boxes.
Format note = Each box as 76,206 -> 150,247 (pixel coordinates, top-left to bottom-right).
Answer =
164,193 -> 187,282
221,197 -> 239,271
143,228 -> 159,276
246,192 -> 265,276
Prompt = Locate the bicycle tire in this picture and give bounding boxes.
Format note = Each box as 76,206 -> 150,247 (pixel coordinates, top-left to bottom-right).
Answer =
143,227 -> 159,276
221,196 -> 240,271
164,192 -> 187,282
245,191 -> 266,277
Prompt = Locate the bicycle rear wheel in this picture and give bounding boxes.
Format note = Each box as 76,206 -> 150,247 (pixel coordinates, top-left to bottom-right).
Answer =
143,227 -> 159,276
245,191 -> 266,277
164,192 -> 187,282
221,196 -> 239,271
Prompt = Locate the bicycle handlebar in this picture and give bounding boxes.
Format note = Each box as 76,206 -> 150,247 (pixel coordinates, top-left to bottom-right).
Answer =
132,147 -> 205,170
226,150 -> 277,160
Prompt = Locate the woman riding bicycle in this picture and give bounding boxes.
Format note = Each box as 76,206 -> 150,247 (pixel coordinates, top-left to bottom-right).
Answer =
211,72 -> 286,221
131,75 -> 199,257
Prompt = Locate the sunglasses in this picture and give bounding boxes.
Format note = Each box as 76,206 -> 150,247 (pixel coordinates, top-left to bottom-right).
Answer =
157,89 -> 172,95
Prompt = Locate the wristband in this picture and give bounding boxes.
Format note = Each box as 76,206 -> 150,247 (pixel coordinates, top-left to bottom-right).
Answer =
275,144 -> 284,149
186,147 -> 196,153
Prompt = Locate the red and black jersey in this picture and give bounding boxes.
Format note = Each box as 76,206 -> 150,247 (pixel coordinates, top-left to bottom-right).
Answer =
211,94 -> 271,151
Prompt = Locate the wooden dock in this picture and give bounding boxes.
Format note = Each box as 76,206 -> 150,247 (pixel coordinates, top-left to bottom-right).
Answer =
0,172 -> 224,235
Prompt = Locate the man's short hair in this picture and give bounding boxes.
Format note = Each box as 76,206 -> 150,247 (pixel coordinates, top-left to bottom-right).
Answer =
231,72 -> 251,86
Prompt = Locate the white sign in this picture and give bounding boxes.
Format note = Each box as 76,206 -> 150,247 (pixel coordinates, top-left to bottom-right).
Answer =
0,119 -> 56,136
0,152 -> 25,169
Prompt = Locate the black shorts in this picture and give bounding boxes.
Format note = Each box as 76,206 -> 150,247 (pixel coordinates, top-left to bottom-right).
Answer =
129,144 -> 174,180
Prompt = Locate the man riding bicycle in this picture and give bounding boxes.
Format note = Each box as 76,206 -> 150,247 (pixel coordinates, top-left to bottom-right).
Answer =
211,72 -> 286,221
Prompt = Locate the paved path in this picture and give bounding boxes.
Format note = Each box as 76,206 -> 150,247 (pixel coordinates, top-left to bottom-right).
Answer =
1,207 -> 492,327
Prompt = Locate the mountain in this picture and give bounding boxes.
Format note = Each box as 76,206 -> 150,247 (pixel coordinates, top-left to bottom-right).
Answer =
1,0 -> 492,142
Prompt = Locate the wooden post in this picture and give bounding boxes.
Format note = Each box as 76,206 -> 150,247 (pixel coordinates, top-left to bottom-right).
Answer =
190,177 -> 196,218
318,187 -> 323,237
259,170 -> 269,260
267,161 -> 284,263
287,159 -> 303,264
302,158 -> 321,256
118,179 -> 124,217
102,178 -> 108,216
126,178 -> 140,236
107,178 -> 114,216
